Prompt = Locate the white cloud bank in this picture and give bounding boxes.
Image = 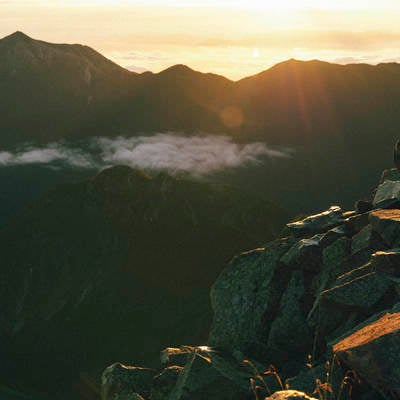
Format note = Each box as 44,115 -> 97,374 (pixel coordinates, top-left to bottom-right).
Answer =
0,133 -> 291,176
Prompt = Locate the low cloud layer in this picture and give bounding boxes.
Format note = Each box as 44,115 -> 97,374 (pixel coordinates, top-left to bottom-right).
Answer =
0,133 -> 291,176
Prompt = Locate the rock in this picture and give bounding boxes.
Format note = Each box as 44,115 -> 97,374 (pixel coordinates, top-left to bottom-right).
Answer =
321,265 -> 391,309
332,306 -> 400,397
160,347 -> 193,367
319,225 -> 345,248
209,239 -> 294,352
168,347 -> 251,400
371,249 -> 400,277
344,213 -> 370,237
369,209 -> 400,247
265,390 -> 318,400
281,235 -> 323,271
101,363 -> 155,400
373,180 -> 400,209
267,271 -> 312,355
286,206 -> 343,237
350,225 -> 383,258
151,366 -> 183,400
380,168 -> 400,183
355,200 -> 373,214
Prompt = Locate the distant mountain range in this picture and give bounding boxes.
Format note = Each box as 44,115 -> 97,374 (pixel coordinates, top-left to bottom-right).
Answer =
1,31 -> 400,148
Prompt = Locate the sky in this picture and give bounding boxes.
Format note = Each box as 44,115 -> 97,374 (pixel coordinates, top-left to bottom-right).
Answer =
2,0 -> 400,79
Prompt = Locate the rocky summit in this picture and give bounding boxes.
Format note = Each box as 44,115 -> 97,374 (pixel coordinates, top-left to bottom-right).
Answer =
104,166 -> 400,400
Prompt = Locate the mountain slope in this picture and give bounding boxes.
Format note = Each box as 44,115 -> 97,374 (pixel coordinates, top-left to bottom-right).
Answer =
0,165 -> 286,399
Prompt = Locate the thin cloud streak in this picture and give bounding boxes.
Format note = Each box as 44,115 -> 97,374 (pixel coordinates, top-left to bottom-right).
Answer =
0,134 -> 292,176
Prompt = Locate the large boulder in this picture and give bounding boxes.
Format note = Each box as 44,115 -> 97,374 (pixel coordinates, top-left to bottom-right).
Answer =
332,306 -> 400,398
374,180 -> 400,209
321,264 -> 392,309
280,235 -> 323,271
209,238 -> 294,353
369,209 -> 400,247
267,271 -> 312,357
286,206 -> 343,237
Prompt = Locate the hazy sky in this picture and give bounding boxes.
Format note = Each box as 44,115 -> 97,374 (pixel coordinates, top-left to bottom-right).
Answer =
2,0 -> 400,79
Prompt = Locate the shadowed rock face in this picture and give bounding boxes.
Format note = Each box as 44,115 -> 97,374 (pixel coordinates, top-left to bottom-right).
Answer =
0,165 -> 285,398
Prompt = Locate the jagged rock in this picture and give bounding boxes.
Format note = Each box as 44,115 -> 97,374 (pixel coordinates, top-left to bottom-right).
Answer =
332,306 -> 400,398
160,347 -> 193,367
319,225 -> 345,247
371,249 -> 400,277
373,180 -> 400,209
350,225 -> 384,262
265,390 -> 318,400
281,235 -> 323,271
344,213 -> 370,237
369,209 -> 400,247
151,366 -> 183,400
267,271 -> 312,355
286,206 -> 343,237
101,363 -> 155,400
168,347 -> 251,400
209,238 -> 294,352
355,200 -> 373,214
321,264 -> 391,308
380,168 -> 400,183
307,238 -> 351,323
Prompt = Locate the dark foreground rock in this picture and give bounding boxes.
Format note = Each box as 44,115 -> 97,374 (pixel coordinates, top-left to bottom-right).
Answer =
101,165 -> 400,400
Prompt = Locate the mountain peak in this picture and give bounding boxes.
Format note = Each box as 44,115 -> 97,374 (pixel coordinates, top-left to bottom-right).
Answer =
2,31 -> 32,43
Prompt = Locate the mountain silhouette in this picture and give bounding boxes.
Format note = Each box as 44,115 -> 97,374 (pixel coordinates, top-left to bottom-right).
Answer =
0,165 -> 285,398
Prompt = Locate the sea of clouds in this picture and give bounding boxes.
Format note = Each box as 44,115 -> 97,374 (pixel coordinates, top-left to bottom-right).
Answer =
0,133 -> 292,176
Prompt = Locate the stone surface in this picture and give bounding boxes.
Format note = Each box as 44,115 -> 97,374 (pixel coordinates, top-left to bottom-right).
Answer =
209,239 -> 293,351
333,308 -> 400,397
371,249 -> 400,277
373,180 -> 400,208
286,206 -> 343,237
344,213 -> 370,237
369,209 -> 400,247
265,390 -> 318,400
351,225 -> 381,256
281,235 -> 323,271
380,168 -> 400,184
101,363 -> 155,400
267,271 -> 312,355
151,366 -> 183,400
321,266 -> 391,308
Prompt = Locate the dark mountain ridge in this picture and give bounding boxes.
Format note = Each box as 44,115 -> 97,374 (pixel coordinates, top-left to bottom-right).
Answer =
2,31 -> 400,147
0,165 -> 286,399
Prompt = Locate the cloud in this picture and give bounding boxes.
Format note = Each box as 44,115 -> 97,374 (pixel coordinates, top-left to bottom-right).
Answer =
0,144 -> 93,168
95,134 -> 290,176
0,133 -> 291,176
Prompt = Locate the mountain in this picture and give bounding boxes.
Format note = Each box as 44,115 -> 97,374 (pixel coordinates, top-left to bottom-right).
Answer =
0,32 -> 232,145
0,165 -> 286,399
1,32 -> 400,225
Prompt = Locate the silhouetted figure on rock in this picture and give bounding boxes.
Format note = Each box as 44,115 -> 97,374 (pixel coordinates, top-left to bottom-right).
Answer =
394,140 -> 400,169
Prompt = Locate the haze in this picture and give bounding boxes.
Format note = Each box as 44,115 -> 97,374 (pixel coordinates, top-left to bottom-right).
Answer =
2,0 -> 400,78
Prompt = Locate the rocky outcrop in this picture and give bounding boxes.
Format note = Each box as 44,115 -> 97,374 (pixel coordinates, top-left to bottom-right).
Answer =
101,167 -> 400,400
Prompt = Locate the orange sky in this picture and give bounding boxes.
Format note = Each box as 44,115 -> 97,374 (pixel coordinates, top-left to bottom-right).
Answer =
2,1 -> 400,79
